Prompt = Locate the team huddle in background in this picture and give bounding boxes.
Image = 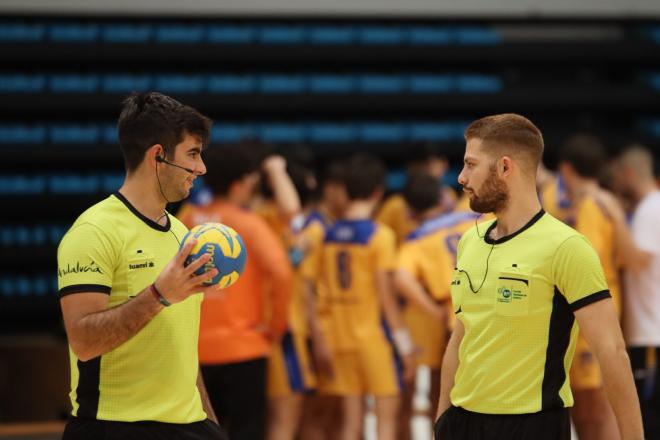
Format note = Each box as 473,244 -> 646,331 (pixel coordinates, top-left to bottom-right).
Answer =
176,134 -> 659,440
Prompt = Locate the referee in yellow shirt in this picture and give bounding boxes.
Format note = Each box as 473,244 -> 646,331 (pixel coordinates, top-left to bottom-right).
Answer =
58,93 -> 226,439
435,114 -> 643,440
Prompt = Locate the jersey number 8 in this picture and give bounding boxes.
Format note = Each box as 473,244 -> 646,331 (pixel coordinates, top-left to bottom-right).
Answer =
336,250 -> 352,290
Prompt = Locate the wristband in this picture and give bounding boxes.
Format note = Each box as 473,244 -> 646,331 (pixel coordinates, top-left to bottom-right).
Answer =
150,283 -> 171,307
392,328 -> 414,357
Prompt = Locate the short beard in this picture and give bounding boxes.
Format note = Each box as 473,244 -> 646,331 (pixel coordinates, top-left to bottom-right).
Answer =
467,165 -> 509,213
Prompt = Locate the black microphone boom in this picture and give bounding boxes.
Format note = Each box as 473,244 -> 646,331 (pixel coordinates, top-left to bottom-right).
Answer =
156,156 -> 194,173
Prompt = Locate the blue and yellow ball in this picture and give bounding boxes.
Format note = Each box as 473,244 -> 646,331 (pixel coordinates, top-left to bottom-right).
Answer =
180,223 -> 247,289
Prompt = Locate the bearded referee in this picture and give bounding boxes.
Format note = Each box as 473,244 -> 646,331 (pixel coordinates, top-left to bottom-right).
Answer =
57,92 -> 227,439
434,114 -> 643,440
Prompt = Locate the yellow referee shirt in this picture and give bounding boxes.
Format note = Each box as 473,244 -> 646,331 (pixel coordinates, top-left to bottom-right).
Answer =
450,210 -> 610,414
57,192 -> 206,423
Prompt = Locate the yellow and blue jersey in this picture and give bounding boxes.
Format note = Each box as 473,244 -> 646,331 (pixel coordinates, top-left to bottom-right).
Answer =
267,210 -> 332,397
397,211 -> 481,367
302,219 -> 397,352
540,174 -> 572,224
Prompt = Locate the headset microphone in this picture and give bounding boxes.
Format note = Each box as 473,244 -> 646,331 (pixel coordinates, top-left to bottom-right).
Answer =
156,155 -> 194,174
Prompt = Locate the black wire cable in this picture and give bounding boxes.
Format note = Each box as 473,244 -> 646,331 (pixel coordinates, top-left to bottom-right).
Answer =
455,214 -> 496,294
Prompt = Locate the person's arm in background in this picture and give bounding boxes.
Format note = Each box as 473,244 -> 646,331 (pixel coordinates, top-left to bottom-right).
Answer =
262,155 -> 301,223
302,278 -> 334,379
299,222 -> 334,378
376,228 -> 416,383
591,189 -> 651,274
394,242 -> 444,320
378,270 -> 415,383
197,367 -> 218,424
575,300 -> 644,440
555,236 -> 644,440
394,270 -> 445,320
250,218 -> 294,342
436,318 -> 464,419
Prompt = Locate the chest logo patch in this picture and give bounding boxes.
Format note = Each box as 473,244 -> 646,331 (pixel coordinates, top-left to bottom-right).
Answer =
497,286 -> 526,303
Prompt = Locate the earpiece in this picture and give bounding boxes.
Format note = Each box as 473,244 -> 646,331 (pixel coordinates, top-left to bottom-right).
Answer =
155,154 -> 195,174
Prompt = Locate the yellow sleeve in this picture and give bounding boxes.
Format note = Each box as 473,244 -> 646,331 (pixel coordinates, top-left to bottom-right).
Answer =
396,241 -> 419,276
575,198 -> 608,258
376,195 -> 414,244
302,221 -> 325,249
57,223 -> 117,296
374,226 -> 397,271
421,238 -> 453,301
376,196 -> 399,229
553,235 -> 610,311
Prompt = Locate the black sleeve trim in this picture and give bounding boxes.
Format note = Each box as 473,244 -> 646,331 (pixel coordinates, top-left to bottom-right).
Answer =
569,289 -> 611,312
59,284 -> 111,297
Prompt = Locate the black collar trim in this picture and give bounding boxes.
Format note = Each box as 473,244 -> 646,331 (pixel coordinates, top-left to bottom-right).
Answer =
484,209 -> 545,245
113,191 -> 171,232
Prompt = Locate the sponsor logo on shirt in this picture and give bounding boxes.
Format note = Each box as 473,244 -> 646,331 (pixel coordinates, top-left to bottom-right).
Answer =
58,261 -> 103,278
128,261 -> 155,270
497,286 -> 524,303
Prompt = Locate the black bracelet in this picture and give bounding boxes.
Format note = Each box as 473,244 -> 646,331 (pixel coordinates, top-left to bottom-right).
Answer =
150,283 -> 171,307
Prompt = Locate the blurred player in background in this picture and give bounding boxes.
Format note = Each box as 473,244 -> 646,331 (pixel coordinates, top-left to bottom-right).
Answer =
58,92 -> 227,439
302,153 -> 414,440
262,152 -> 318,440
557,135 -> 622,440
376,143 -> 456,439
537,161 -> 572,222
615,146 -> 660,438
393,173 -> 481,439
178,145 -> 293,440
558,135 -> 651,440
255,153 -> 304,238
298,161 -> 349,440
377,142 -> 455,245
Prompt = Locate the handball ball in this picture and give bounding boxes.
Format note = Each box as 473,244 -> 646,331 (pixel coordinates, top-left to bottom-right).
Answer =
180,223 -> 247,289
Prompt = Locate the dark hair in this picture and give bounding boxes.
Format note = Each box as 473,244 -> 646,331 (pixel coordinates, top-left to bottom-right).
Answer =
117,92 -> 212,172
343,153 -> 386,200
322,160 -> 346,186
286,161 -> 317,206
202,144 -> 260,196
406,142 -> 445,164
403,173 -> 441,214
559,134 -> 606,179
464,113 -> 544,173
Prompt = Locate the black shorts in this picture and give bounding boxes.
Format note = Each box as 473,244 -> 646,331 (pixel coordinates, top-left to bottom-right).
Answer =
629,346 -> 660,439
62,417 -> 229,440
434,405 -> 570,440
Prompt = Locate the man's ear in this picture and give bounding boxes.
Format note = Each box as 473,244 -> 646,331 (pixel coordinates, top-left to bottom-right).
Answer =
500,156 -> 513,177
148,144 -> 164,166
